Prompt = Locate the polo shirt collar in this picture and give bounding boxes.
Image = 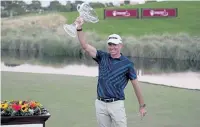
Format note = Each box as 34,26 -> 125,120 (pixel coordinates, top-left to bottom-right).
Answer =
109,53 -> 123,60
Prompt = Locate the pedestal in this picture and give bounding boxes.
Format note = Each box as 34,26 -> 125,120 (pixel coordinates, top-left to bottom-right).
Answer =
1,113 -> 51,127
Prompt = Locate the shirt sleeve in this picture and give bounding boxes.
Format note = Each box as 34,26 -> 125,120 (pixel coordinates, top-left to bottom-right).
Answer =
92,50 -> 106,63
127,62 -> 137,80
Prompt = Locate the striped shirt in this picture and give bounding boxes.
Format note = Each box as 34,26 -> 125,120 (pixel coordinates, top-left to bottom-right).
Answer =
93,50 -> 137,100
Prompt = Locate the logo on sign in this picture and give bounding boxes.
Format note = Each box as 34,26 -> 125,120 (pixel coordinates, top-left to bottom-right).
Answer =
149,9 -> 168,16
112,10 -> 130,17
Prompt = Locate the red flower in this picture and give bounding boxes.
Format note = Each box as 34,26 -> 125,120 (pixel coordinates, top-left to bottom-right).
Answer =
12,103 -> 21,111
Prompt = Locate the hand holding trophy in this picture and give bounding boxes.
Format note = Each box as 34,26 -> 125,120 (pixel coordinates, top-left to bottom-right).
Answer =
63,3 -> 99,37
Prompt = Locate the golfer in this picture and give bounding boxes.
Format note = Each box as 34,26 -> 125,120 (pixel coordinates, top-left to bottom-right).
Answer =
74,16 -> 147,127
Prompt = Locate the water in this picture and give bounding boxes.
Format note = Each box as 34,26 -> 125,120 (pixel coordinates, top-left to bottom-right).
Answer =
1,51 -> 200,90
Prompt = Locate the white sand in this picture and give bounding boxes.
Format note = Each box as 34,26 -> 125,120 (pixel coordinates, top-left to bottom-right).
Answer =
1,62 -> 200,90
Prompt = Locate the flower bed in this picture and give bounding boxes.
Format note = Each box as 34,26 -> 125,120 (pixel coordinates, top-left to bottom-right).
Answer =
1,100 -> 49,116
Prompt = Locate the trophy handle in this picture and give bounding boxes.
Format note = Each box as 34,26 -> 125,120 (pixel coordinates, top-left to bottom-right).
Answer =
77,4 -> 81,12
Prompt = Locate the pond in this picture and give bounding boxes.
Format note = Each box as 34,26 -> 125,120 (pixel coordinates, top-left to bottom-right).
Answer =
1,50 -> 200,90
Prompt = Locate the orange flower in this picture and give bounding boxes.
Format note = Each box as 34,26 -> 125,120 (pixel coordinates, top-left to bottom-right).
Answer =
30,101 -> 37,108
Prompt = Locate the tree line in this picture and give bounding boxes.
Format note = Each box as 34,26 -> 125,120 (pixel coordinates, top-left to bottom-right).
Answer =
1,0 -> 118,17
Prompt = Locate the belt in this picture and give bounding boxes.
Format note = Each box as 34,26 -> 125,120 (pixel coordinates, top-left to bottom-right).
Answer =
97,97 -> 120,103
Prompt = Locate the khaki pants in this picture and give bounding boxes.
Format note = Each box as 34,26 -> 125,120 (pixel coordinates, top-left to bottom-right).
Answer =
95,99 -> 127,127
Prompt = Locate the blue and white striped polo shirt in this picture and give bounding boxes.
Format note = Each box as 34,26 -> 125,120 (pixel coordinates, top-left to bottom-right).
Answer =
93,50 -> 137,100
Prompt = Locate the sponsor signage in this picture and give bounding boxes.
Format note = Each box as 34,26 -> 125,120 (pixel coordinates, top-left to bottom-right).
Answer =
104,9 -> 139,19
141,8 -> 178,18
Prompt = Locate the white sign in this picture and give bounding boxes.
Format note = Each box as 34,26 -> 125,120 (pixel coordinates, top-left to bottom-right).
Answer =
112,10 -> 130,17
149,9 -> 168,16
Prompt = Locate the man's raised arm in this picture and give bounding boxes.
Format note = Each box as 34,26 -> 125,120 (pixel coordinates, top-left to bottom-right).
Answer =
75,16 -> 97,58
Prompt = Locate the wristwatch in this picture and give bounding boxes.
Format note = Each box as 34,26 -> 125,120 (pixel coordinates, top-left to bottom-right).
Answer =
140,104 -> 146,108
77,28 -> 82,31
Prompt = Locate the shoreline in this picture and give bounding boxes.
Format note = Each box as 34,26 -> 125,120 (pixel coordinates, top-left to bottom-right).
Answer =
1,70 -> 200,91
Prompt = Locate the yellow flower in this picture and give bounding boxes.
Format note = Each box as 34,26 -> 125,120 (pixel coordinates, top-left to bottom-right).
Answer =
1,103 -> 9,109
19,101 -> 23,105
21,104 -> 28,112
36,102 -> 42,107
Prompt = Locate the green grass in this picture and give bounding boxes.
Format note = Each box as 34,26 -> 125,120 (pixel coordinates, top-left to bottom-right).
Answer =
1,71 -> 200,127
61,1 -> 200,37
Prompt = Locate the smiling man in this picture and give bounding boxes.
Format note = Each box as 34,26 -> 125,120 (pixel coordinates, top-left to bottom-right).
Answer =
74,16 -> 147,127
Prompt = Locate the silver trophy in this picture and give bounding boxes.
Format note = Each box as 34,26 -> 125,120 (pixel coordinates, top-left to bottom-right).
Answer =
63,3 -> 99,37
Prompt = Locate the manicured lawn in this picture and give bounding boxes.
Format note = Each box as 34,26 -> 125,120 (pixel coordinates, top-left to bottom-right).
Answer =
1,71 -> 200,127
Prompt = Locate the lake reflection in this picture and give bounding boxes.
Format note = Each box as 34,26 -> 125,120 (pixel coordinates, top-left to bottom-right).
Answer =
1,51 -> 200,90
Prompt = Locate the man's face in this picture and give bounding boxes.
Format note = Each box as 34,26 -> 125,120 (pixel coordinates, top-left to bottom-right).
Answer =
108,43 -> 123,55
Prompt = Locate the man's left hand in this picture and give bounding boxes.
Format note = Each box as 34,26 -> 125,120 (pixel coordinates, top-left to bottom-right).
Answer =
139,107 -> 147,119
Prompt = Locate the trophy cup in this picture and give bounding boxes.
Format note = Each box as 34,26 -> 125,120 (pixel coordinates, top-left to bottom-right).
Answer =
63,3 -> 99,37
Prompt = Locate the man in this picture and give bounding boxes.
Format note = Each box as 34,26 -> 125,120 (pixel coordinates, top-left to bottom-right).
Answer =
74,16 -> 147,127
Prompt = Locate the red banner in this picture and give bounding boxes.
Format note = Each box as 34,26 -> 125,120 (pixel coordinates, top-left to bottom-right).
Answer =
141,8 -> 177,18
104,9 -> 139,19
